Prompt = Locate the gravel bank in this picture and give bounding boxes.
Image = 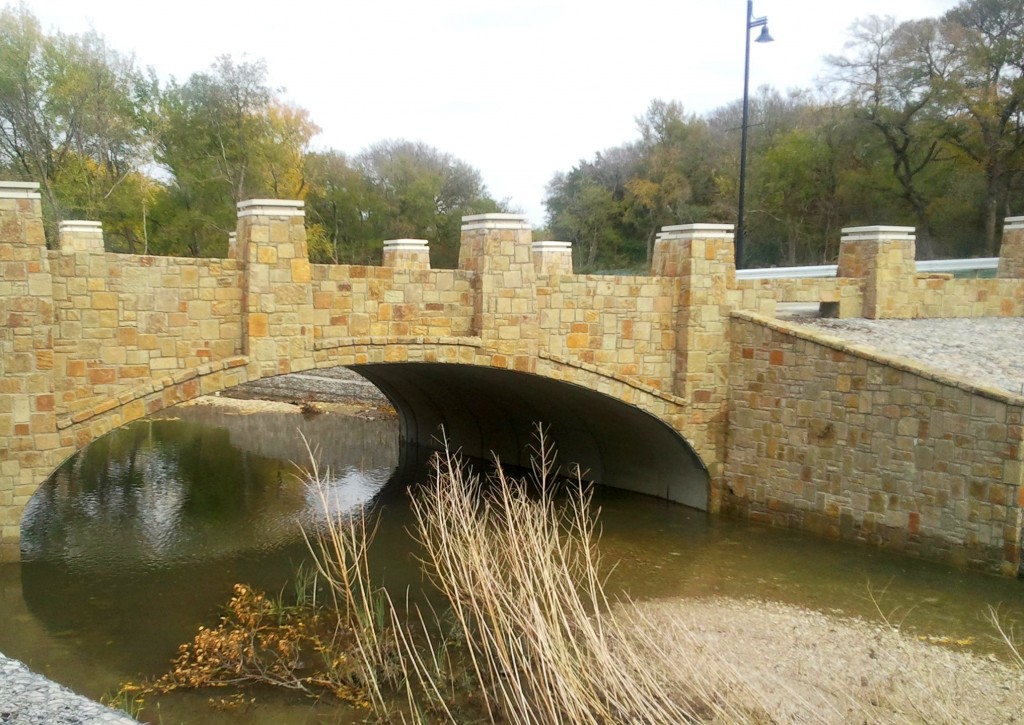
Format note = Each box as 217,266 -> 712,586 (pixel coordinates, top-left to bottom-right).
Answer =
219,366 -> 390,406
0,654 -> 137,724
797,317 -> 1024,396
629,597 -> 1024,724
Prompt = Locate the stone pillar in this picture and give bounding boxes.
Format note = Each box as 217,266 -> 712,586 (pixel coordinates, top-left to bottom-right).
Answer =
997,216 -> 1024,278
837,225 -> 916,319
227,231 -> 238,260
652,223 -> 735,513
458,213 -> 538,370
237,199 -> 314,378
382,239 -> 430,270
652,224 -> 735,401
0,181 -> 59,559
58,220 -> 104,253
532,240 -> 573,275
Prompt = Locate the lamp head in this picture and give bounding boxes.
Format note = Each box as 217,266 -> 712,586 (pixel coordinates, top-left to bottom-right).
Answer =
755,25 -> 774,43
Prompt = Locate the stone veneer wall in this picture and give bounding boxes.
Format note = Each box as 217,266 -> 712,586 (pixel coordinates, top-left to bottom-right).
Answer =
536,274 -> 678,392
310,264 -> 475,341
0,184 -> 57,550
726,310 -> 1024,575
48,252 -> 244,418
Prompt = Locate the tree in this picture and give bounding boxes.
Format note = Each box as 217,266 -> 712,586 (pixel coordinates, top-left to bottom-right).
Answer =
0,5 -> 154,243
152,56 -> 318,256
304,150 -> 383,264
355,140 -> 503,268
828,16 -> 951,256
938,0 -> 1024,253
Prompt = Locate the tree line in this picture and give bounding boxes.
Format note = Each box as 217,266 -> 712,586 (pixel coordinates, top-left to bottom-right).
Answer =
0,6 -> 504,266
543,0 -> 1024,270
2,1 -> 1020,271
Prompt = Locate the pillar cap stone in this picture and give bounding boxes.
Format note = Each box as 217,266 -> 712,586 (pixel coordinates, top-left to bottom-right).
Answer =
657,223 -> 734,241
237,199 -> 304,217
59,220 -> 103,233
0,180 -> 41,199
461,213 -> 529,231
1005,216 -> 1024,230
383,238 -> 429,250
841,225 -> 915,242
532,240 -> 572,250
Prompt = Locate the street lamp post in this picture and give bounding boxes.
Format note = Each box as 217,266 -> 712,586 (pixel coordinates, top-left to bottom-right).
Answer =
737,0 -> 773,270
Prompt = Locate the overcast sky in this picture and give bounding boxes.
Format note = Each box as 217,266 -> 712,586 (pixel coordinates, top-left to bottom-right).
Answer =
26,0 -> 961,226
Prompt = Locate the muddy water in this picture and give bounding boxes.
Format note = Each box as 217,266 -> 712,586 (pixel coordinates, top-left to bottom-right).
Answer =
0,402 -> 1021,724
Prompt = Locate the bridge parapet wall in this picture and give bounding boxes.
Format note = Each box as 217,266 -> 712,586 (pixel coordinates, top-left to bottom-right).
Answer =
311,262 -> 474,343
536,273 -> 678,392
48,249 -> 243,419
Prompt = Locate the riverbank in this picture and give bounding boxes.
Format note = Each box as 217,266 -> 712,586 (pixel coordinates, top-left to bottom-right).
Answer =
0,654 -> 137,724
628,597 -> 1024,724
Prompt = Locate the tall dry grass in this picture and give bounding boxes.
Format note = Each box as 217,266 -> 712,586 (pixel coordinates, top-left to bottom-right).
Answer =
306,427 -> 778,723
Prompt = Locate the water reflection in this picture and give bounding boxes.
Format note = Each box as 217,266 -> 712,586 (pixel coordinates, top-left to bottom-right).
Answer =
21,409 -> 399,571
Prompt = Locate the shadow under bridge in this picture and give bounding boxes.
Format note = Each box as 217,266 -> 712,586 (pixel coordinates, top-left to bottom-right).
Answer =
349,363 -> 709,510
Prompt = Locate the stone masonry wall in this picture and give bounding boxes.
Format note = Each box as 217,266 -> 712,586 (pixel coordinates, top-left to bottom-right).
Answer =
48,252 -> 243,419
536,274 -> 678,392
311,264 -> 474,343
726,310 -> 1024,575
0,183 -> 60,551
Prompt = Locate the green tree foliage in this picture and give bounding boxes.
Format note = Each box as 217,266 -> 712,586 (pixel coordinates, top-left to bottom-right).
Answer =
939,0 -> 1024,253
151,56 -> 319,256
0,4 -> 155,246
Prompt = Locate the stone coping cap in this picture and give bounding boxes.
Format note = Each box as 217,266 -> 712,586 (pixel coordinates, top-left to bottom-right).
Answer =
237,199 -> 304,217
841,225 -> 915,235
461,212 -> 530,231
383,238 -> 429,248
59,220 -> 103,229
661,223 -> 735,233
532,240 -> 572,250
462,213 -> 528,223
657,223 -> 735,241
0,180 -> 41,198
1006,216 -> 1024,229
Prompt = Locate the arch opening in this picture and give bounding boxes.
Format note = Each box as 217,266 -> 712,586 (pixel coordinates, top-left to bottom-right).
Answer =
349,363 -> 710,510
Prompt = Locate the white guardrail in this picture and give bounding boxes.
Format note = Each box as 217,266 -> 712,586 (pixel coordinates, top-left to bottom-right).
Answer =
737,258 -> 1000,280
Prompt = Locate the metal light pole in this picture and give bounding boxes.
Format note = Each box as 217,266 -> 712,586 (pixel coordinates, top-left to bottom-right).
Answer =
737,0 -> 773,270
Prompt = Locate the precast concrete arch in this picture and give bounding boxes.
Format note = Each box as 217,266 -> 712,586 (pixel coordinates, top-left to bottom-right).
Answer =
350,362 -> 710,510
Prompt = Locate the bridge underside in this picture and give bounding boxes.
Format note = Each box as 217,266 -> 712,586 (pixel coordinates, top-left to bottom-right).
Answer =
349,363 -> 709,510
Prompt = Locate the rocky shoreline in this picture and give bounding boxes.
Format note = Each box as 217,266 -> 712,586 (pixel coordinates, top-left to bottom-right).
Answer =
0,654 -> 137,724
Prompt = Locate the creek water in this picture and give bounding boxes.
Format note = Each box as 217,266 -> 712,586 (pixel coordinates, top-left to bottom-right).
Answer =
1,400 -> 1022,724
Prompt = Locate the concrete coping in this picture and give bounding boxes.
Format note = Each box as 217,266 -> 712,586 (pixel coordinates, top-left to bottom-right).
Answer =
0,180 -> 41,199
841,225 -> 916,242
532,240 -> 572,251
1005,216 -> 1024,230
461,212 -> 530,231
658,223 -> 735,241
237,199 -> 304,217
383,238 -> 430,250
59,220 -> 103,233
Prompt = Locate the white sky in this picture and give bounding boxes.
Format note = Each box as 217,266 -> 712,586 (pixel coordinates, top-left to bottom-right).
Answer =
26,0 -> 960,226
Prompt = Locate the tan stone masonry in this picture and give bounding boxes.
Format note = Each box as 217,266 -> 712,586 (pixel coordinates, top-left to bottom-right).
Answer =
2,182 -> 1024,573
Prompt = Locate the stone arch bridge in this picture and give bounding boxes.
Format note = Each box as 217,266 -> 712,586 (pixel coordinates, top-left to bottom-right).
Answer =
3,181 -> 1024,574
